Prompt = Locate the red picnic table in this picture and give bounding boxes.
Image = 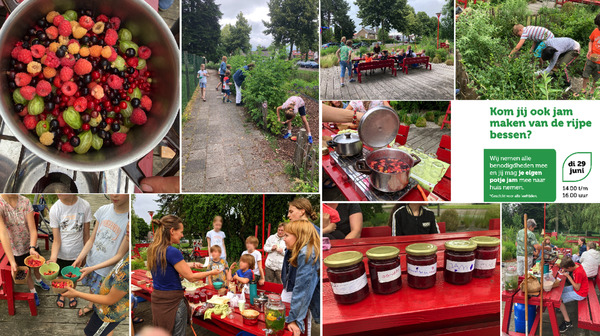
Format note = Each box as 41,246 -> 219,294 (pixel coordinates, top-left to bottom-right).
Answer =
0,243 -> 37,316
322,126 -> 451,201
323,231 -> 501,335
131,269 -> 297,336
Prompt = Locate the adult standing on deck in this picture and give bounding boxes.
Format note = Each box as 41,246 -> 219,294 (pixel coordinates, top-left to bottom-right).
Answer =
516,219 -> 541,276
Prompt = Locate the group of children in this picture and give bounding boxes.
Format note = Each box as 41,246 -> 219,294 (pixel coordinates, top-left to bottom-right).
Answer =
0,194 -> 129,336
196,56 -> 233,103
510,13 -> 600,95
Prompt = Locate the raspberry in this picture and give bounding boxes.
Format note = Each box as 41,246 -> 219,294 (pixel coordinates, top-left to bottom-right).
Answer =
53,76 -> 62,88
138,46 -> 151,60
61,81 -> 77,96
61,142 -> 74,153
107,47 -> 118,62
20,86 -> 36,100
61,54 -> 76,68
15,72 -> 32,87
96,14 -> 109,23
36,80 -> 52,97
48,42 -> 60,53
140,96 -> 152,111
78,16 -> 94,30
45,26 -> 59,40
101,46 -> 113,59
60,67 -> 74,81
58,20 -> 72,37
30,45 -> 46,58
89,45 -> 102,57
91,84 -> 104,99
73,26 -> 87,39
53,14 -> 65,27
126,57 -> 138,68
17,49 -> 33,64
23,115 -> 37,130
43,67 -> 57,79
109,17 -> 121,30
27,61 -> 42,74
73,97 -> 88,112
92,22 -> 105,34
58,36 -> 69,46
107,75 -> 123,90
111,132 -> 127,146
104,29 -> 118,46
11,45 -> 23,59
74,58 -> 92,75
43,52 -> 60,68
131,108 -> 147,125
39,132 -> 54,146
67,42 -> 80,55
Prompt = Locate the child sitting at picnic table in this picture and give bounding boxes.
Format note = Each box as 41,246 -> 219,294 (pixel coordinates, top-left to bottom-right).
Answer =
227,254 -> 256,285
148,215 -> 220,336
206,245 -> 228,286
62,254 -> 129,336
276,96 -> 313,144
536,37 -> 580,91
0,194 -> 50,306
557,257 -> 589,333
510,25 -> 555,57
242,236 -> 265,285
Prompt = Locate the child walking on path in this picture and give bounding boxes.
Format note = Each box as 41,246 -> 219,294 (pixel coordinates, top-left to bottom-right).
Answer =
48,194 -> 92,308
276,96 -> 313,144
222,70 -> 232,103
215,56 -> 227,91
336,40 -> 355,87
197,64 -> 209,102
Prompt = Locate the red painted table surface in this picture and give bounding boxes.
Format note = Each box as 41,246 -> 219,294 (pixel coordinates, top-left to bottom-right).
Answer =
501,265 -> 566,336
323,231 -> 500,281
323,268 -> 500,335
131,269 -> 296,336
322,127 -> 451,201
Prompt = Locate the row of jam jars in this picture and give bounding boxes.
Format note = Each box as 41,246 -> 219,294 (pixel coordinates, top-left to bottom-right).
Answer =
469,236 -> 501,278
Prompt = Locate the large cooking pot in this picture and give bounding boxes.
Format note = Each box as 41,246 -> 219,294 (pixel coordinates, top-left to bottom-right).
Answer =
327,132 -> 362,157
0,0 -> 180,173
355,148 -> 421,193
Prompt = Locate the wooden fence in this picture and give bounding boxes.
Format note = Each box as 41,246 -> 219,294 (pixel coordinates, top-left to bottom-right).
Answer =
292,129 -> 319,190
182,51 -> 206,110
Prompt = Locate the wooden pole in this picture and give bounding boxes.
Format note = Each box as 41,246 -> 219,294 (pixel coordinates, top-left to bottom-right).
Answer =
524,213 -> 529,336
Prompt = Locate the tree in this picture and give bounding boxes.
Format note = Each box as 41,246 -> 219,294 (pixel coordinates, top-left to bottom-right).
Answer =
263,0 -> 318,60
182,0 -> 222,61
222,12 -> 252,55
377,28 -> 389,43
355,0 -> 410,35
321,0 -> 355,42
440,0 -> 454,41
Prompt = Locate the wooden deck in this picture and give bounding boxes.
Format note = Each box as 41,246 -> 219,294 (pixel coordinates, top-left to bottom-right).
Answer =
320,63 -> 455,100
404,123 -> 451,154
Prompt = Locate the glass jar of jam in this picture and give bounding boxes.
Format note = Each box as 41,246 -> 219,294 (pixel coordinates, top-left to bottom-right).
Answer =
444,240 -> 477,285
366,246 -> 401,294
406,243 -> 438,289
469,236 -> 500,278
324,251 -> 370,304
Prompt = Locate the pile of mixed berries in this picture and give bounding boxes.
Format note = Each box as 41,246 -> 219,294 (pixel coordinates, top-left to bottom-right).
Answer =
52,281 -> 72,289
43,270 -> 56,275
15,269 -> 28,280
64,271 -> 78,278
26,258 -> 43,267
8,8 -> 153,154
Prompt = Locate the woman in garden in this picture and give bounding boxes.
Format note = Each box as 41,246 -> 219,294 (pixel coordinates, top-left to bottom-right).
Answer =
263,223 -> 286,284
281,219 -> 320,336
573,237 -> 587,262
232,63 -> 255,106
147,215 -> 220,336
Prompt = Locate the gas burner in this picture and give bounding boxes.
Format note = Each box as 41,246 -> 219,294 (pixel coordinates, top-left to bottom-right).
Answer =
329,148 -> 418,201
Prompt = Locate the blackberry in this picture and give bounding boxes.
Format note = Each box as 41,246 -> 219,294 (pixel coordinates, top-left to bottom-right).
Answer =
14,104 -> 24,112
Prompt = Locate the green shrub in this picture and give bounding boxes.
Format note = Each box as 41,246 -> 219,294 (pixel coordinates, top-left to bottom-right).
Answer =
484,207 -> 501,227
445,59 -> 454,66
321,46 -> 339,56
503,243 -> 516,261
425,111 -> 435,122
206,61 -> 219,70
435,48 -> 448,62
415,117 -> 427,127
432,56 -> 442,63
410,113 -> 420,125
320,54 -> 339,68
440,209 -> 460,231
131,258 -> 145,270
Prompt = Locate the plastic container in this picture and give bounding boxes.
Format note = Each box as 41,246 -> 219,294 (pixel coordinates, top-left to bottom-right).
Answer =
514,303 -> 537,333
213,281 -> 224,289
469,236 -> 500,278
504,263 -> 519,292
40,262 -> 60,281
61,266 -> 81,280
406,243 -> 438,289
13,266 -> 29,284
24,255 -> 45,269
444,240 -> 477,285
324,251 -> 370,304
366,246 -> 402,294
51,279 -> 74,294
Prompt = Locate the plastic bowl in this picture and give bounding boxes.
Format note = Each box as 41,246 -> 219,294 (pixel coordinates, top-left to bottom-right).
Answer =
61,266 -> 82,287
212,281 -> 224,289
51,279 -> 74,294
242,309 -> 260,326
40,263 -> 60,281
24,255 -> 45,268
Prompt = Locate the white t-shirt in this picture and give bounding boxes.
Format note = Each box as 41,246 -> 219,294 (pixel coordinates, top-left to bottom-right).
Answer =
242,250 -> 262,276
86,204 -> 129,277
206,229 -> 226,259
281,96 -> 305,115
49,198 -> 92,261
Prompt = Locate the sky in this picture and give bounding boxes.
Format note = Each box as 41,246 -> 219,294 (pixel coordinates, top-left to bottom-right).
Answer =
347,0 -> 446,34
217,0 -> 272,50
133,194 -> 161,226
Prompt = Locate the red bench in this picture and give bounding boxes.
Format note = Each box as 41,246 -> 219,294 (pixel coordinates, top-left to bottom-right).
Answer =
0,243 -> 37,316
577,265 -> 600,331
401,56 -> 432,74
356,59 -> 397,83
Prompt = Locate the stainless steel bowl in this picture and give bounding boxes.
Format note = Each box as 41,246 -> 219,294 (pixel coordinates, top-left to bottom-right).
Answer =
0,0 -> 180,171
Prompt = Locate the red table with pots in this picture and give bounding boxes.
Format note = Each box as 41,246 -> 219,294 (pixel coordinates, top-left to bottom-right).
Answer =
322,231 -> 501,335
131,269 -> 297,336
501,265 -> 567,336
322,126 -> 451,201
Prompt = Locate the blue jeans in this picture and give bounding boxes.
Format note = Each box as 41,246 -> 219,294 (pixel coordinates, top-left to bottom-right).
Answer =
562,285 -> 585,303
340,61 -> 352,78
159,0 -> 174,10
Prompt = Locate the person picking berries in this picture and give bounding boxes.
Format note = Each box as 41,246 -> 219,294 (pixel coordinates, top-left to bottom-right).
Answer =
276,96 -> 313,144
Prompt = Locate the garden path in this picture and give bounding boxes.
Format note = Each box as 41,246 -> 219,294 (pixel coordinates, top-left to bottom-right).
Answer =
320,63 -> 454,100
182,70 -> 292,192
528,0 -> 556,15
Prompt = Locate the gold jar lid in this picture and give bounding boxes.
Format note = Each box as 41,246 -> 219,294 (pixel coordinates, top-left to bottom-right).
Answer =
324,251 -> 364,268
445,240 -> 477,252
469,236 -> 500,247
366,246 -> 400,260
406,243 -> 438,256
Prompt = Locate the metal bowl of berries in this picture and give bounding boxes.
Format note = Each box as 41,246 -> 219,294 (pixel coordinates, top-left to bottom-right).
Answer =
0,0 -> 180,172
